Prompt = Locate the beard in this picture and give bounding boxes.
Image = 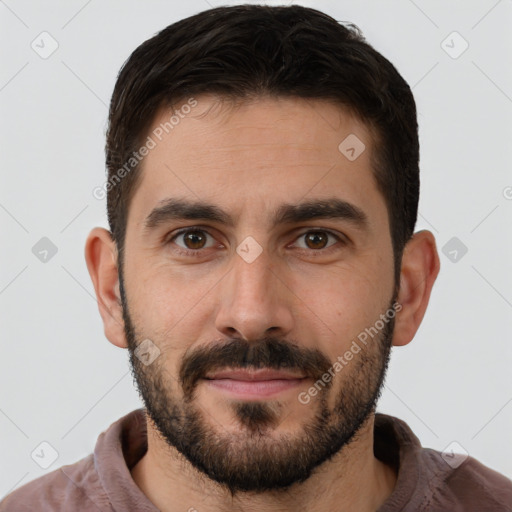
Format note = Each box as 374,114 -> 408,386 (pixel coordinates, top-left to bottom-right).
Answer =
119,268 -> 396,496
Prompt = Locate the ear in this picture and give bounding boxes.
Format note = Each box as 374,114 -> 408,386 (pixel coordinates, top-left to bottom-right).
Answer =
84,227 -> 128,348
392,230 -> 440,347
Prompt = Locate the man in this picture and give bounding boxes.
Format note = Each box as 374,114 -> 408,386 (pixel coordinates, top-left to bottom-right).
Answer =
2,4 -> 511,511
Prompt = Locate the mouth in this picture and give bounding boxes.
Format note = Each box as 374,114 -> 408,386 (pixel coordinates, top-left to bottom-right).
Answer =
202,368 -> 309,399
205,368 -> 307,381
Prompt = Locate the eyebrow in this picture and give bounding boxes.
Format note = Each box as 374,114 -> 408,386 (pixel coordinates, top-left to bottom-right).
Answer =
143,197 -> 369,233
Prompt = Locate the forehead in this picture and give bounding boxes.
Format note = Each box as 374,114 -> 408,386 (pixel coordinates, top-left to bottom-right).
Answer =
127,95 -> 386,231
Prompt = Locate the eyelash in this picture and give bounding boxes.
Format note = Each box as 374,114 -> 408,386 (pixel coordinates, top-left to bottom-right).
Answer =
166,227 -> 346,258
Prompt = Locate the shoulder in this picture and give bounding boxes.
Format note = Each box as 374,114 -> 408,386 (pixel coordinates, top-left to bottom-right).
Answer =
439,452 -> 512,511
0,454 -> 112,512
423,448 -> 512,512
374,414 -> 512,511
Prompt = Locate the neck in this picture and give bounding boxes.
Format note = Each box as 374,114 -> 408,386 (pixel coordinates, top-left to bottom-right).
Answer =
131,413 -> 397,512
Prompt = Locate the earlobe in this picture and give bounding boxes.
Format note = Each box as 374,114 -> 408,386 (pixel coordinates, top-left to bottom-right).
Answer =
392,230 -> 440,347
84,227 -> 128,349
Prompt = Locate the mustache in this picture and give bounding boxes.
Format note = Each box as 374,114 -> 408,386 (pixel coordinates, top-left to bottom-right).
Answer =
179,337 -> 333,397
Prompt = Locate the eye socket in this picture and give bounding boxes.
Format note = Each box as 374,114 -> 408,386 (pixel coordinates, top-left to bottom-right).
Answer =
170,228 -> 218,254
292,230 -> 341,251
166,227 -> 345,257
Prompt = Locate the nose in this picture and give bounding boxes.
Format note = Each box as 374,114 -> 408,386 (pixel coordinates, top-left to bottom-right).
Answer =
214,249 -> 294,342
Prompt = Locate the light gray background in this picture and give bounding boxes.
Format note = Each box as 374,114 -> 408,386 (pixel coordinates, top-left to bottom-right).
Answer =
1,0 -> 511,497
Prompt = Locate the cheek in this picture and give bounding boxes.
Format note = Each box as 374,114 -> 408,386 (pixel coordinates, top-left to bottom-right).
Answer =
126,253 -> 205,312
290,262 -> 390,353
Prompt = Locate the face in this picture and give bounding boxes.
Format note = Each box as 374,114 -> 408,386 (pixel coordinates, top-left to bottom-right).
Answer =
120,95 -> 397,495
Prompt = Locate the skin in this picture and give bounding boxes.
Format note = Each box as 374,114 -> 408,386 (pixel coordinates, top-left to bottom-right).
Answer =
85,95 -> 440,512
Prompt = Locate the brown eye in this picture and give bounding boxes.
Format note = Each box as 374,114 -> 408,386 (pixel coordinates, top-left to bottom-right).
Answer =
304,231 -> 329,250
182,230 -> 207,249
170,229 -> 217,253
294,230 -> 339,251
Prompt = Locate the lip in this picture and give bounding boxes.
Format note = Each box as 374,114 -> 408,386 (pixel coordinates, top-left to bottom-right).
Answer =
204,369 -> 306,381
202,369 -> 308,399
